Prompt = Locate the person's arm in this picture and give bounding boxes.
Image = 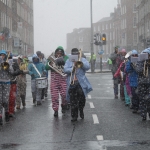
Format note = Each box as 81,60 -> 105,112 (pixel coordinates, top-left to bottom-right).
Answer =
81,58 -> 90,71
64,59 -> 73,74
28,64 -> 34,76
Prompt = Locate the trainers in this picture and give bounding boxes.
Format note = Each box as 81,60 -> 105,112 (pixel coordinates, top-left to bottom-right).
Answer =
16,105 -> 20,109
71,118 -> 77,122
132,109 -> 138,113
37,101 -> 42,105
9,113 -> 15,118
114,95 -> 118,99
54,111 -> 58,117
142,116 -> 146,121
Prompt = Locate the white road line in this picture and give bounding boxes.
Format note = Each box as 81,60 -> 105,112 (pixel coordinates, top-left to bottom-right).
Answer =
92,114 -> 99,124
96,135 -> 104,141
89,102 -> 95,108
88,95 -> 91,99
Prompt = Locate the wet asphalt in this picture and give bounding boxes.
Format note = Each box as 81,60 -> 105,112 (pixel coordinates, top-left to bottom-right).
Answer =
0,73 -> 150,150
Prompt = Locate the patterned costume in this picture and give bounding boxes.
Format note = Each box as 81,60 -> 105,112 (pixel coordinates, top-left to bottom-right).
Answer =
45,46 -> 68,117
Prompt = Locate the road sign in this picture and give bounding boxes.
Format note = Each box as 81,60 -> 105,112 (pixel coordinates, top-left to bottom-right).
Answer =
98,50 -> 104,55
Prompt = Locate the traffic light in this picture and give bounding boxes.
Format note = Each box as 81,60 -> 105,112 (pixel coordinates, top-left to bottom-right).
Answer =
102,33 -> 106,45
19,40 -> 22,47
93,33 -> 100,45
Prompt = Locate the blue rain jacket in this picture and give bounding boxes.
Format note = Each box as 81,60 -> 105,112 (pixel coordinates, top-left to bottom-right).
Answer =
28,54 -> 46,80
64,57 -> 93,101
125,60 -> 138,87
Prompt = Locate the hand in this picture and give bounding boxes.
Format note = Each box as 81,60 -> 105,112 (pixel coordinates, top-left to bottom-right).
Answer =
55,57 -> 65,66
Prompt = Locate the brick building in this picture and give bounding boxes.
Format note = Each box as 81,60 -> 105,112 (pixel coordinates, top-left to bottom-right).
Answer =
136,0 -> 150,50
0,0 -> 34,55
66,28 -> 91,54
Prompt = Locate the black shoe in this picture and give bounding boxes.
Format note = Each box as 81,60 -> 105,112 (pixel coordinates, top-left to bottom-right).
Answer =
33,99 -> 36,104
132,109 -> 138,113
9,113 -> 15,118
114,95 -> 118,99
0,117 -> 2,125
45,94 -> 47,98
66,103 -> 70,110
5,112 -> 10,122
142,116 -> 146,121
80,110 -> 84,119
71,118 -> 77,122
125,104 -> 129,107
37,101 -> 42,105
61,105 -> 66,114
54,111 -> 58,117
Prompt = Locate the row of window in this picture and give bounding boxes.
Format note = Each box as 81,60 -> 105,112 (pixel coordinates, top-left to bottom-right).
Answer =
1,11 -> 33,46
17,2 -> 33,25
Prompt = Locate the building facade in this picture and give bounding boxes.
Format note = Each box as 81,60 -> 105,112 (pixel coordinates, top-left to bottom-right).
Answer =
136,0 -> 150,50
66,28 -> 91,54
0,0 -> 34,55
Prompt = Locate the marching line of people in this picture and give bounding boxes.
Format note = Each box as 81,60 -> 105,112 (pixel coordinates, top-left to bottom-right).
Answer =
0,46 -> 93,125
110,46 -> 150,121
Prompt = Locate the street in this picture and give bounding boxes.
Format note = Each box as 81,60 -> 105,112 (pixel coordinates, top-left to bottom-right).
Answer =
0,73 -> 150,150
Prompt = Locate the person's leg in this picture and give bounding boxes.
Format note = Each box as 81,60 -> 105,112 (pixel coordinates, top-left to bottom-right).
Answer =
2,84 -> 10,122
20,82 -> 27,107
69,84 -> 78,121
114,78 -> 118,99
36,87 -> 42,105
59,77 -> 67,114
77,84 -> 86,119
131,87 -> 139,113
50,73 -> 59,116
9,83 -> 17,116
16,81 -> 21,109
31,80 -> 36,104
0,84 -> 3,125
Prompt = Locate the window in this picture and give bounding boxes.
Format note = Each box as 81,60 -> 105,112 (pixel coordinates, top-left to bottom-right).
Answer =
133,16 -> 137,27
133,32 -> 137,43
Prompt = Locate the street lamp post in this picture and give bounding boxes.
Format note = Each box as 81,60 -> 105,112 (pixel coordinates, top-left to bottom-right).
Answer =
90,0 -> 94,73
6,0 -> 8,49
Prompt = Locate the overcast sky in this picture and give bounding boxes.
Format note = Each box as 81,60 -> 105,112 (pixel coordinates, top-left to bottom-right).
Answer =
34,0 -> 117,56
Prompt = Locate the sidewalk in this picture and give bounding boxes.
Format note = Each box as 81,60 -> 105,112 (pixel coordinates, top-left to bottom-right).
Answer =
87,69 -> 111,73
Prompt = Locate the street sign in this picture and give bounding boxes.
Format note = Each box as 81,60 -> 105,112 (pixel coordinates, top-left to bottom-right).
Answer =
98,50 -> 104,55
14,37 -> 20,47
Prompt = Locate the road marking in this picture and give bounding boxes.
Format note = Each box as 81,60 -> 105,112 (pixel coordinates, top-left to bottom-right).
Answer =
89,102 -> 95,108
92,114 -> 99,124
88,95 -> 91,99
96,135 -> 104,141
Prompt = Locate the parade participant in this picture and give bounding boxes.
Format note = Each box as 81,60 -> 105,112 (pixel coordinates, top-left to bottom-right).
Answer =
16,56 -> 28,109
0,50 -> 22,125
114,59 -> 131,106
41,53 -> 48,100
110,46 -> 124,99
45,46 -> 68,117
8,54 -> 24,117
28,54 -> 46,105
89,52 -> 96,72
126,50 -> 139,113
64,48 -> 93,122
135,48 -> 150,120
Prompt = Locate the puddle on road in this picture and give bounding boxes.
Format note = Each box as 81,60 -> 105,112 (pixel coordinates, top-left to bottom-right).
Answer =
1,143 -> 20,149
0,140 -> 150,149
